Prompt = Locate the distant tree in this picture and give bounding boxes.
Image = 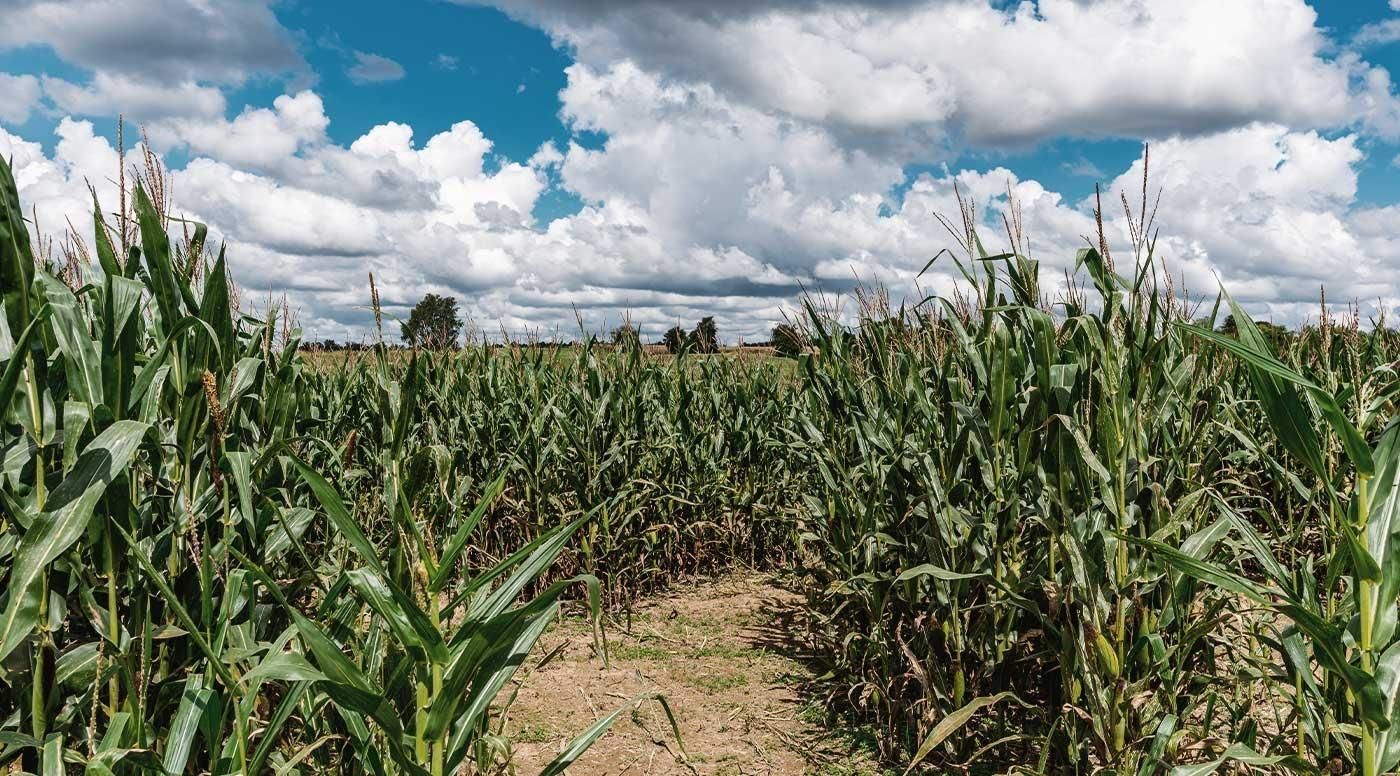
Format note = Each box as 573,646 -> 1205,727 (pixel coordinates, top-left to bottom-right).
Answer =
1217,313 -> 1290,350
611,322 -> 641,349
692,316 -> 718,354
663,325 -> 687,354
304,339 -> 367,352
771,323 -> 804,358
1256,320 -> 1291,351
401,293 -> 462,350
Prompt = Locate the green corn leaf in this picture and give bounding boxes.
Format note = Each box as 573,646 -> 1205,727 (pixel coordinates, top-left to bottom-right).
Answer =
1218,503 -> 1295,592
241,651 -> 328,686
0,732 -> 40,757
0,305 -> 50,419
41,734 -> 63,776
133,184 -> 183,327
1191,289 -> 1375,476
54,641 -> 99,690
39,274 -> 102,407
345,567 -> 447,663
1136,714 -> 1178,776
436,572 -> 601,755
1180,323 -> 1317,389
90,187 -> 121,277
432,596 -> 556,743
265,506 -> 315,562
112,521 -> 240,689
233,548 -> 424,774
161,676 -> 213,776
1178,515 -> 1231,561
0,420 -> 149,663
467,513 -> 589,623
287,455 -> 385,576
1128,535 -> 1270,605
1311,385 -> 1374,477
128,315 -> 220,411
198,245 -> 236,371
895,564 -> 985,583
905,691 -> 1030,774
272,734 -> 341,776
1050,414 -> 1112,483
1368,419 -> 1400,621
101,274 -> 143,416
430,471 -> 506,591
1374,641 -> 1400,774
1279,602 -> 1389,727
538,694 -> 684,776
0,154 -> 36,337
1169,742 -> 1317,776
224,450 -> 254,527
246,682 -> 312,776
390,351 -> 418,458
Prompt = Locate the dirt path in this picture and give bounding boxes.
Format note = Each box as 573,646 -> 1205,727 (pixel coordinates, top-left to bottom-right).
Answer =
502,572 -> 886,776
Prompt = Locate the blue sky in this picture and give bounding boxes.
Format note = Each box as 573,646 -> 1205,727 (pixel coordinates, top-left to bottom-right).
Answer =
263,0 -> 1400,209
0,1 -> 590,218
274,1 -> 588,222
2,0 -> 1400,340
276,3 -> 571,156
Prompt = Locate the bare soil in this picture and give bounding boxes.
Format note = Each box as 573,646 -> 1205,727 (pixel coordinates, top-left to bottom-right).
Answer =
500,571 -> 886,776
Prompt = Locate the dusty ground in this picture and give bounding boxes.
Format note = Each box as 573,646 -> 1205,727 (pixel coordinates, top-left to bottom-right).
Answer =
500,572 -> 887,776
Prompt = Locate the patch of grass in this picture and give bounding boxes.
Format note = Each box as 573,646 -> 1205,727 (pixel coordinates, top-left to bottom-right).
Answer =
795,698 -> 897,775
797,698 -> 827,726
611,642 -> 673,661
820,757 -> 900,776
511,724 -> 554,744
678,669 -> 749,694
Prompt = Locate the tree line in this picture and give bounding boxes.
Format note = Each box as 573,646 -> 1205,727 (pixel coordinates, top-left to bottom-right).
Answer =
304,294 -> 1319,358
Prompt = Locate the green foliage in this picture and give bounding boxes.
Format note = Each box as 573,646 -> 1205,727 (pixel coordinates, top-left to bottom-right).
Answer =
692,316 -> 718,354
5,147 -> 1400,776
400,293 -> 461,350
1153,293 -> 1400,776
610,322 -> 640,349
663,324 -> 687,354
789,232 -> 1400,773
771,323 -> 804,358
0,158 -> 642,775
304,336 -> 798,604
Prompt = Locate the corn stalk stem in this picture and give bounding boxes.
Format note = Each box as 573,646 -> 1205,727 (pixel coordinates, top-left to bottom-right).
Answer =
1358,473 -> 1377,776
105,534 -> 120,714
430,596 -> 445,776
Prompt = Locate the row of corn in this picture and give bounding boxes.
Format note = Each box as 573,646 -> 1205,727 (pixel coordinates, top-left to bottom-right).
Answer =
5,146 -> 1400,774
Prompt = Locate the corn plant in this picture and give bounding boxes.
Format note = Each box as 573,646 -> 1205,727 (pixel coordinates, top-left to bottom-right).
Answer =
785,188 -> 1363,773
301,335 -> 801,606
1145,293 -> 1400,775
0,154 -> 658,774
6,137 -> 1400,776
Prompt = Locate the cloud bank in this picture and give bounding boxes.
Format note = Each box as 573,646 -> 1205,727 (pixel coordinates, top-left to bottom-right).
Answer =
2,0 -> 1399,341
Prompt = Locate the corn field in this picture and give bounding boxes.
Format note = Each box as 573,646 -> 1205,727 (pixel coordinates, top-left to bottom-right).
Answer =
4,144 -> 1400,776
0,156 -> 678,776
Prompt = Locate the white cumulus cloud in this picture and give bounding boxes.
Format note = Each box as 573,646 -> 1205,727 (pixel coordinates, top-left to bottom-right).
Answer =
42,72 -> 227,121
0,73 -> 42,125
0,0 -> 305,86
482,0 -> 1400,151
4,0 -> 1400,340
